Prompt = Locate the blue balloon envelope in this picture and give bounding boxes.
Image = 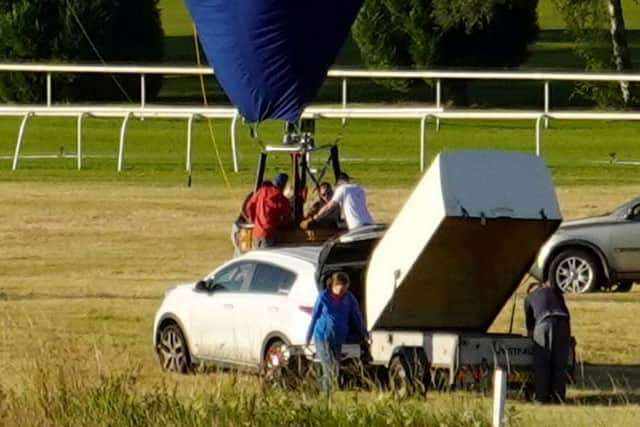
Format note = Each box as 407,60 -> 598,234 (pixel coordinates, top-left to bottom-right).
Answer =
184,0 -> 362,123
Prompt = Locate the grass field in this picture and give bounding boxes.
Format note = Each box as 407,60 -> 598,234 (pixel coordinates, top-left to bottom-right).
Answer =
2,116 -> 640,425
1,1 -> 640,426
1,178 -> 640,426
3,117 -> 640,187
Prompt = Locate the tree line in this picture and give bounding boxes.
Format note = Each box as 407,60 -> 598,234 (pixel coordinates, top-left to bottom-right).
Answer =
0,0 -> 635,106
353,0 -> 637,107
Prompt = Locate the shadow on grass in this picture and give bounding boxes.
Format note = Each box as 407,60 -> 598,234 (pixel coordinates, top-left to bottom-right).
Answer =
163,36 -> 200,65
565,392 -> 640,406
570,362 -> 640,402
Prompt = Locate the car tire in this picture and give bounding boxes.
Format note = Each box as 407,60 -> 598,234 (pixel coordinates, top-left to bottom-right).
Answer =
156,323 -> 191,373
614,280 -> 634,292
548,249 -> 602,294
388,349 -> 430,397
263,339 -> 288,384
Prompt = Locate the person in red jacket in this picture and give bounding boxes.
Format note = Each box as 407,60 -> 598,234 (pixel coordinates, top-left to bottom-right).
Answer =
244,173 -> 292,248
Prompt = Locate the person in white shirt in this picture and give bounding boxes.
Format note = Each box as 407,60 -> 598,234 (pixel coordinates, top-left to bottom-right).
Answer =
312,172 -> 374,230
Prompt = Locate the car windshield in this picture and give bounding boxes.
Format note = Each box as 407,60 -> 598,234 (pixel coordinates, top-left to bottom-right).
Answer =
587,198 -> 637,218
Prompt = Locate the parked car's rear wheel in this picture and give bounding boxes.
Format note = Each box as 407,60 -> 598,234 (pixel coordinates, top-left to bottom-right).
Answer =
263,339 -> 288,383
157,323 -> 191,373
549,249 -> 601,293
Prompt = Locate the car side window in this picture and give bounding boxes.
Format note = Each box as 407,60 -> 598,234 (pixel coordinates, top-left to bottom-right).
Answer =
249,263 -> 297,294
629,204 -> 640,220
211,262 -> 255,292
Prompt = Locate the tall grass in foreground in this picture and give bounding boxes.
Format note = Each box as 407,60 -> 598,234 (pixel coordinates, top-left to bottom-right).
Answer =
0,364 -> 496,427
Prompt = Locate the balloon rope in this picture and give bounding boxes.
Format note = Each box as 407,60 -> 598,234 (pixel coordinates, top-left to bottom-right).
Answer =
192,25 -> 231,189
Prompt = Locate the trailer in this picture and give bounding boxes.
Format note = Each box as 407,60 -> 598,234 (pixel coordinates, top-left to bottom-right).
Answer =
286,149 -> 572,392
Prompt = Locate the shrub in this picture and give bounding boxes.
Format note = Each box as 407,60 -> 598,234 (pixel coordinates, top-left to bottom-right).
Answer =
0,0 -> 164,103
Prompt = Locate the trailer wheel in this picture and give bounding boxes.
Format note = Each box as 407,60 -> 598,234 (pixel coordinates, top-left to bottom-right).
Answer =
388,349 -> 430,396
432,368 -> 452,391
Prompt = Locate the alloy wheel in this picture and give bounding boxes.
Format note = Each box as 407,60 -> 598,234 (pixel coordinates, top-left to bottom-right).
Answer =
158,325 -> 189,373
554,256 -> 594,293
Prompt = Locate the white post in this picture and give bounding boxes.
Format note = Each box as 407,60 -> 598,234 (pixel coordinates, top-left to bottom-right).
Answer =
186,114 -> 195,173
118,113 -> 133,172
77,113 -> 85,170
535,115 -> 544,157
544,81 -> 550,129
46,73 -> 52,107
12,112 -> 32,171
341,78 -> 348,125
435,79 -> 441,131
492,367 -> 507,427
230,111 -> 240,172
420,115 -> 427,172
140,74 -> 146,110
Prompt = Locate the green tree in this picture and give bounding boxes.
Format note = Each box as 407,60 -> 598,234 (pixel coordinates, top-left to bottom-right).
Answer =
0,0 -> 164,103
553,0 -> 635,107
352,0 -> 539,101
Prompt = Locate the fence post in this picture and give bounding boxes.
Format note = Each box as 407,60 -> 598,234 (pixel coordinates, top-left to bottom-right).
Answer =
46,73 -> 52,107
492,367 -> 507,427
12,112 -> 32,170
341,78 -> 348,125
535,115 -> 545,157
544,81 -> 550,129
77,113 -> 86,170
118,112 -> 133,172
186,114 -> 195,173
140,74 -> 146,110
436,79 -> 441,131
230,111 -> 240,172
420,115 -> 428,172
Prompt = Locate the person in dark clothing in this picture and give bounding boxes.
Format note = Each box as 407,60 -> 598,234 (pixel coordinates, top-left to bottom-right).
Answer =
244,173 -> 292,248
306,272 -> 368,396
303,182 -> 342,229
524,281 -> 571,403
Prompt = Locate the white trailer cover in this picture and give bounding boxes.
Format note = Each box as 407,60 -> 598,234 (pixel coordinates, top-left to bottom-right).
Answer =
365,150 -> 561,331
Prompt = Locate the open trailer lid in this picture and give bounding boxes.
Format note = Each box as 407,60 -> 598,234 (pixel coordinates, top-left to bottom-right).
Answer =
365,150 -> 562,332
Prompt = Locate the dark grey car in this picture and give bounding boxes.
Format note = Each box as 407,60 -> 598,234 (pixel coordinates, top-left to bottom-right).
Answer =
530,197 -> 640,293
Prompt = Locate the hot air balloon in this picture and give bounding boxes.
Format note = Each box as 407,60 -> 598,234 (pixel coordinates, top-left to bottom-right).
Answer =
184,0 -> 361,252
184,0 -> 363,123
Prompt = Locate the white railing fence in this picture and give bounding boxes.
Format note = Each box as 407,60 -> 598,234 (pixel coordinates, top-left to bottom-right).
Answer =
1,63 -> 639,172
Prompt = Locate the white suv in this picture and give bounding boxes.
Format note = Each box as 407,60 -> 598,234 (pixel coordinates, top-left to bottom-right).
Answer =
153,226 -> 383,375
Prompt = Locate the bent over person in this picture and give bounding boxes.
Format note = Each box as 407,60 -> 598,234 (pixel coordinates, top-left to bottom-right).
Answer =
306,272 -> 368,396
524,281 -> 571,403
304,182 -> 342,229
244,173 -> 291,248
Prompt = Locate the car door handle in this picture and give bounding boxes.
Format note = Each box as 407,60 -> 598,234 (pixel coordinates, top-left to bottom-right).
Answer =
223,304 -> 234,309
268,306 -> 279,312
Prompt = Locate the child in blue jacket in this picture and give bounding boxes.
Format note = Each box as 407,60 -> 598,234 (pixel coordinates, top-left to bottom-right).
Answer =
306,271 -> 368,396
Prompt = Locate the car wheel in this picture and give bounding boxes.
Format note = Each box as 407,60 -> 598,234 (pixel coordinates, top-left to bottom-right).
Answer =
388,349 -> 430,396
549,249 -> 602,294
614,280 -> 634,292
156,323 -> 191,373
263,339 -> 287,382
